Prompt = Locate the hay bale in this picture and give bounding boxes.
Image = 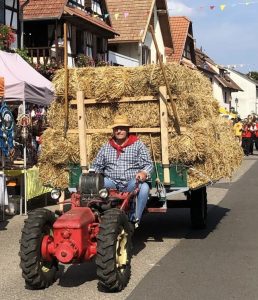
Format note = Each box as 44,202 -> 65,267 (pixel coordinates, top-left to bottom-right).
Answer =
38,162 -> 69,189
40,128 -> 80,164
40,64 -> 243,189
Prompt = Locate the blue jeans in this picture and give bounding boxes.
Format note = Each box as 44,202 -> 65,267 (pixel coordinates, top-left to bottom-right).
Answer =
104,177 -> 149,221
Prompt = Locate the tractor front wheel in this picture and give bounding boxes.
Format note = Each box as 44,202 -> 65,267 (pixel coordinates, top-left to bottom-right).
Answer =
96,209 -> 132,292
190,187 -> 207,229
19,208 -> 58,289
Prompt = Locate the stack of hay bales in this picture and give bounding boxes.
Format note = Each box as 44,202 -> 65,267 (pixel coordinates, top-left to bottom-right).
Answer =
39,63 -> 243,189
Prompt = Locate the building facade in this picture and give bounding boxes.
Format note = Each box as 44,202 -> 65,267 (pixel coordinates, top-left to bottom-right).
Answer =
228,69 -> 258,118
0,0 -> 19,48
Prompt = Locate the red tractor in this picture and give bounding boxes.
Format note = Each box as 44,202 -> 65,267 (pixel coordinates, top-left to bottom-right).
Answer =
19,172 -> 137,292
19,165 -> 208,292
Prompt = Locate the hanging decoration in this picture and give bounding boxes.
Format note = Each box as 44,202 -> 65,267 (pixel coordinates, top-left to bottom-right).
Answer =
168,0 -> 258,13
17,114 -> 31,143
0,103 -> 14,157
100,0 -> 258,20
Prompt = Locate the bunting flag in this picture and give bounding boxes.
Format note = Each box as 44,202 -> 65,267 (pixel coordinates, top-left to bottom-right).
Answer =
168,0 -> 258,12
97,0 -> 258,21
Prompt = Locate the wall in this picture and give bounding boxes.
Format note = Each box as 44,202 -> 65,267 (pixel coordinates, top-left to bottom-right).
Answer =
144,4 -> 166,63
228,69 -> 257,118
116,43 -> 140,64
110,3 -> 167,66
212,80 -> 230,111
108,50 -> 139,67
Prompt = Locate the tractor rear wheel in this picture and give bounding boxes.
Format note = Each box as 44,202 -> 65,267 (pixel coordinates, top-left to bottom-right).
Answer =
96,209 -> 132,292
190,187 -> 207,229
19,208 -> 58,289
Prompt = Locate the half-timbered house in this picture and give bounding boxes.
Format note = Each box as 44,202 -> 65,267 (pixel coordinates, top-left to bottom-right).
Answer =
0,0 -> 19,48
20,0 -> 118,66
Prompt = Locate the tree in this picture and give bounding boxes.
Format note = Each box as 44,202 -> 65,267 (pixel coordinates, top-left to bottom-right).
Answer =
248,72 -> 258,81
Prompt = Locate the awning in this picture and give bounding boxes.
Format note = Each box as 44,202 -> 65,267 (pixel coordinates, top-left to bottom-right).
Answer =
0,50 -> 54,104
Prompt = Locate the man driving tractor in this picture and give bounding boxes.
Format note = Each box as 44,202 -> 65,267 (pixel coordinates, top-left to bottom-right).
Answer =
92,114 -> 153,225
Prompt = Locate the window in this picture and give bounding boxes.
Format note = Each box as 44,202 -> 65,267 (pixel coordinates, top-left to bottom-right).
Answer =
97,37 -> 107,54
224,91 -> 227,103
183,42 -> 192,60
92,0 -> 102,15
85,32 -> 93,57
142,45 -> 151,65
76,29 -> 84,54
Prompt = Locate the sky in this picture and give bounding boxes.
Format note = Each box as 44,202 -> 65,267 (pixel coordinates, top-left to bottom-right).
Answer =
167,0 -> 258,73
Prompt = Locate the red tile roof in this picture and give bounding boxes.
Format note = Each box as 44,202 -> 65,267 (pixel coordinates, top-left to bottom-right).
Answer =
20,0 -> 67,20
195,48 -> 217,74
106,0 -> 153,42
168,16 -> 190,63
64,6 -> 118,35
20,1 -> 117,36
106,0 -> 172,47
195,48 -> 243,91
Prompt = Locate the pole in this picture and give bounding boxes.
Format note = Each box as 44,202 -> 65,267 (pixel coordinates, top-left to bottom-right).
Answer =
64,21 -> 69,137
77,91 -> 88,173
148,25 -> 181,135
0,95 -> 5,220
159,86 -> 170,185
22,99 -> 27,215
20,0 -> 30,49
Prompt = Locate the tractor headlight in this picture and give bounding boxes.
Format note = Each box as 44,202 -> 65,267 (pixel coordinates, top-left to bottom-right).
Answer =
99,188 -> 109,199
51,188 -> 61,200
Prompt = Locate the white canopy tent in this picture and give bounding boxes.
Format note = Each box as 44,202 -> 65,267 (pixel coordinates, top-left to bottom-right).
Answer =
0,50 -> 54,104
0,50 -> 54,217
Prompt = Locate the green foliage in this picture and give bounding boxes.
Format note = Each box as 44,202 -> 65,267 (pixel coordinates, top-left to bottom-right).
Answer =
15,48 -> 31,64
75,54 -> 95,67
248,72 -> 258,81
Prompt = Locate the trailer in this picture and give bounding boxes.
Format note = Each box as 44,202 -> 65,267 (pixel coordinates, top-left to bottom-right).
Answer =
19,87 -> 210,292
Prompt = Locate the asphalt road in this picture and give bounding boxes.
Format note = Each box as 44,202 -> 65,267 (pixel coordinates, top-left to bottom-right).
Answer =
0,153 -> 257,300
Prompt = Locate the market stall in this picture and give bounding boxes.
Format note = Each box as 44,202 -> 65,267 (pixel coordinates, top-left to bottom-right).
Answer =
0,50 -> 54,216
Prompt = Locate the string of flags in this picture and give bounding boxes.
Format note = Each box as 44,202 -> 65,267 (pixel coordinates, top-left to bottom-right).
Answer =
169,1 -> 258,12
96,1 -> 258,19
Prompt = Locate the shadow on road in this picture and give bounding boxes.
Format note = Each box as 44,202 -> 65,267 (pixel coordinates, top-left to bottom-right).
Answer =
58,261 -> 97,287
53,204 -> 229,289
132,204 -> 230,256
0,214 -> 13,230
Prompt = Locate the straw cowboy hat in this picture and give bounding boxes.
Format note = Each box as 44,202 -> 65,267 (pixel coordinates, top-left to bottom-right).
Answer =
110,115 -> 131,129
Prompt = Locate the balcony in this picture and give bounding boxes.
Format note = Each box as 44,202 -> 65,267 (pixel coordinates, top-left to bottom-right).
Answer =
26,46 -> 64,66
108,51 -> 139,67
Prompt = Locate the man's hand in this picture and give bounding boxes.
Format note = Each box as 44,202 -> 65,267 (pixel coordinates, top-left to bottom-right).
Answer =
136,171 -> 148,182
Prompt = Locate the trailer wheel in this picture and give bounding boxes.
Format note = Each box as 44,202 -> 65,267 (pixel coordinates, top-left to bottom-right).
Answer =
190,187 -> 207,229
96,209 -> 132,292
19,208 -> 58,289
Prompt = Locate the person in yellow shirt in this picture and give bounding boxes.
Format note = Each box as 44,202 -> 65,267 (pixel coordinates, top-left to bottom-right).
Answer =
233,117 -> 243,145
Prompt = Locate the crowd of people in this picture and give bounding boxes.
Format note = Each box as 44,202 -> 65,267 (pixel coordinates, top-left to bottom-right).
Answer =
232,114 -> 258,156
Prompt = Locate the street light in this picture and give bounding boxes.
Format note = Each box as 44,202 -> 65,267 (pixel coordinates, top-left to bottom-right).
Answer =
235,97 -> 239,113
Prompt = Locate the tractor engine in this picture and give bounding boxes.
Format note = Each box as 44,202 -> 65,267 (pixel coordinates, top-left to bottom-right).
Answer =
41,173 -> 105,264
